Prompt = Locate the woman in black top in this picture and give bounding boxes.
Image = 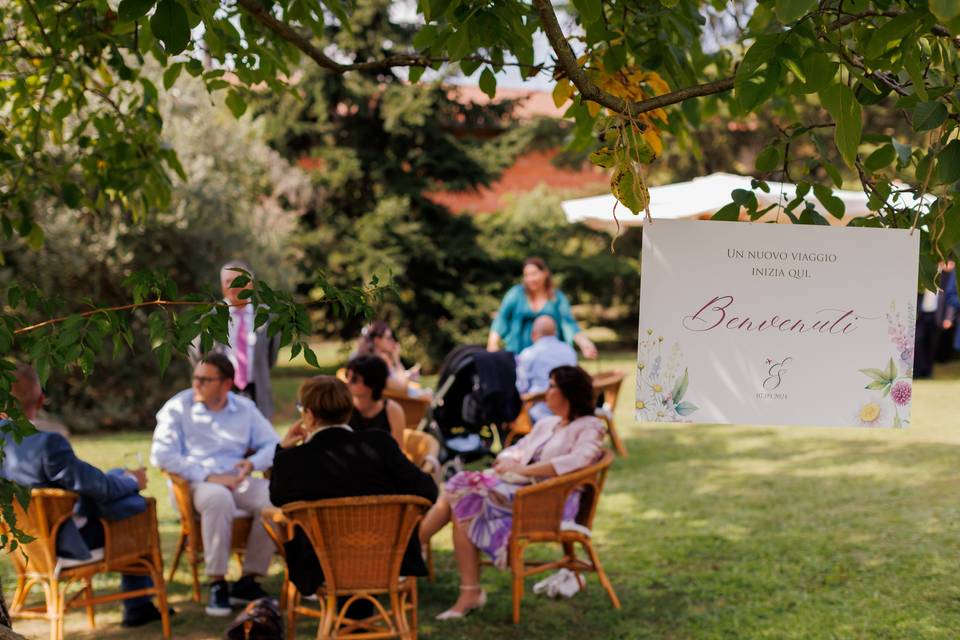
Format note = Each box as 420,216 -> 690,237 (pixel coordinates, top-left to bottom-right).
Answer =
345,355 -> 405,446
270,375 -> 437,597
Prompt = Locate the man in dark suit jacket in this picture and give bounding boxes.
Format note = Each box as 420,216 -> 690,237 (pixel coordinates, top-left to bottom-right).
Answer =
0,363 -> 167,628
190,260 -> 281,418
269,376 -> 438,597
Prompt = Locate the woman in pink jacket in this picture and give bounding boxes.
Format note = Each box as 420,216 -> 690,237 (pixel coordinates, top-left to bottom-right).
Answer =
419,365 -> 605,620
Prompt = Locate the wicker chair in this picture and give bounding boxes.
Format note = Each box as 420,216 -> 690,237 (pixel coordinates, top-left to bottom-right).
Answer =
4,489 -> 171,640
164,471 -> 254,602
383,390 -> 430,431
507,449 -> 621,623
506,371 -> 628,456
592,370 -> 627,457
264,495 -> 431,639
504,390 -> 547,446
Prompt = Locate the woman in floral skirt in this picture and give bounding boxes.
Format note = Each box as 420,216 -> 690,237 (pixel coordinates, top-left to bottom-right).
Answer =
418,365 -> 606,620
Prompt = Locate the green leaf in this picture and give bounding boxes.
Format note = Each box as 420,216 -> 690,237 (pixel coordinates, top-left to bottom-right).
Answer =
479,67 -> 496,99
412,25 -> 437,50
892,139 -> 912,166
865,12 -> 920,59
156,343 -> 172,376
711,202 -> 741,221
930,0 -> 960,23
303,346 -> 320,369
589,147 -> 616,169
162,62 -> 183,90
735,35 -> 782,112
798,51 -> 837,94
936,140 -> 960,184
864,144 -> 897,172
150,0 -> 190,55
225,90 -> 247,118
573,0 -> 602,23
902,47 -> 928,102
26,224 -> 44,250
774,0 -> 816,23
408,66 -> 426,83
62,182 -> 83,208
321,0 -> 350,30
813,184 -> 845,218
819,84 -> 862,167
913,101 -> 948,132
675,401 -> 698,416
118,0 -> 155,23
756,145 -> 782,172
821,160 -> 843,188
611,166 -> 649,215
671,368 -> 689,403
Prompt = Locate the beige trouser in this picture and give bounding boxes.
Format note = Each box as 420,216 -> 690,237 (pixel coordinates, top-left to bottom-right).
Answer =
191,476 -> 275,577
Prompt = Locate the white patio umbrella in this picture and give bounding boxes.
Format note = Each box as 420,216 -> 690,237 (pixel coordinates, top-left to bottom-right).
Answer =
561,172 -> 931,231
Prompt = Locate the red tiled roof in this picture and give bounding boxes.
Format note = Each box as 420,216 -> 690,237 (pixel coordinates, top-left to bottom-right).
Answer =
426,149 -> 608,214
446,85 -> 567,119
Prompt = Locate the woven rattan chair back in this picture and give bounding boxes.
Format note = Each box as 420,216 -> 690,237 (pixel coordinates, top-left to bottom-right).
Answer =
5,489 -> 75,576
513,450 -> 613,538
382,391 -> 430,430
283,495 -> 431,593
592,370 -> 624,411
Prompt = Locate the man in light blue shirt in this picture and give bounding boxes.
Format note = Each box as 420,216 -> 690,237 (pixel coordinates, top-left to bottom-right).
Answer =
516,316 -> 578,423
151,353 -> 279,617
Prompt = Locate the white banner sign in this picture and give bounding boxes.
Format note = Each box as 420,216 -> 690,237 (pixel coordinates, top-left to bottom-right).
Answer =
636,219 -> 920,428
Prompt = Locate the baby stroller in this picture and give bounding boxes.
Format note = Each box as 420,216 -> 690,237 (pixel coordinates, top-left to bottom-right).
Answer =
427,344 -> 522,479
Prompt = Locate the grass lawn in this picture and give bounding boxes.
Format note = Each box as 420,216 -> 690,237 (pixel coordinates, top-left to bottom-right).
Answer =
5,350 -> 960,639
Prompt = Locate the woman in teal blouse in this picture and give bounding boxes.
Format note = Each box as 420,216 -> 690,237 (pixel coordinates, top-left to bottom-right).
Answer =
486,257 -> 598,357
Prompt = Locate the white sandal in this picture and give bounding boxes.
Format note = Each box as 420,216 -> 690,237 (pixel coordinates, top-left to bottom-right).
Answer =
435,585 -> 488,620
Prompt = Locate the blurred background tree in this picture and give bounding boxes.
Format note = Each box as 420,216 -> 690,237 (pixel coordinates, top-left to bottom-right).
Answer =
1,75 -> 310,431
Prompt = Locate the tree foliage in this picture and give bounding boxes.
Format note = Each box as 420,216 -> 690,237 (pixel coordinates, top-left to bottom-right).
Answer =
4,0 -> 960,558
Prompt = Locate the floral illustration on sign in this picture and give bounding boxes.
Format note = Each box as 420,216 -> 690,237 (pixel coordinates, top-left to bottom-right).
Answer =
635,328 -> 698,422
856,301 -> 914,428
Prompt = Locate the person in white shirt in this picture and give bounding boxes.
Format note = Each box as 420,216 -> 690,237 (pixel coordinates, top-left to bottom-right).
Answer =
151,353 -> 280,616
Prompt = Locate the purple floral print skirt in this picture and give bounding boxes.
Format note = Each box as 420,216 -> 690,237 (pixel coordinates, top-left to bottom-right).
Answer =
445,469 -> 580,569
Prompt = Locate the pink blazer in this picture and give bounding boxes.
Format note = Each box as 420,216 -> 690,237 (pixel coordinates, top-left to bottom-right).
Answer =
498,415 -> 605,476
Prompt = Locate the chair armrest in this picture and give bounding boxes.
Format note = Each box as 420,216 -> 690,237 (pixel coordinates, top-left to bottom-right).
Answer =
512,451 -> 614,537
261,506 -> 291,557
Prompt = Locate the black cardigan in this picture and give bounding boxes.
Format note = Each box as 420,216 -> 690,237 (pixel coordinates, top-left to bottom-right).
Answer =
269,427 -> 438,595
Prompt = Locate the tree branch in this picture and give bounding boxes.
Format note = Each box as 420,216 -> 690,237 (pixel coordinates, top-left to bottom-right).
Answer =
233,0 -> 544,74
13,300 -> 211,335
530,0 -> 733,116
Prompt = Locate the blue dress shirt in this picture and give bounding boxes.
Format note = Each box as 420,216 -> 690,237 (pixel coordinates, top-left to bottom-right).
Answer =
516,335 -> 578,422
150,390 -> 279,484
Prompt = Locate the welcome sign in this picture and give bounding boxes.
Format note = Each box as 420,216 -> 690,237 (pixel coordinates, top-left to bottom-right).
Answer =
636,219 -> 920,428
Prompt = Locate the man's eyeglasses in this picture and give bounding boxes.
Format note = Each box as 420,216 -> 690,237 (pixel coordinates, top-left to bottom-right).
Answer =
296,402 -> 304,413
193,375 -> 225,385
